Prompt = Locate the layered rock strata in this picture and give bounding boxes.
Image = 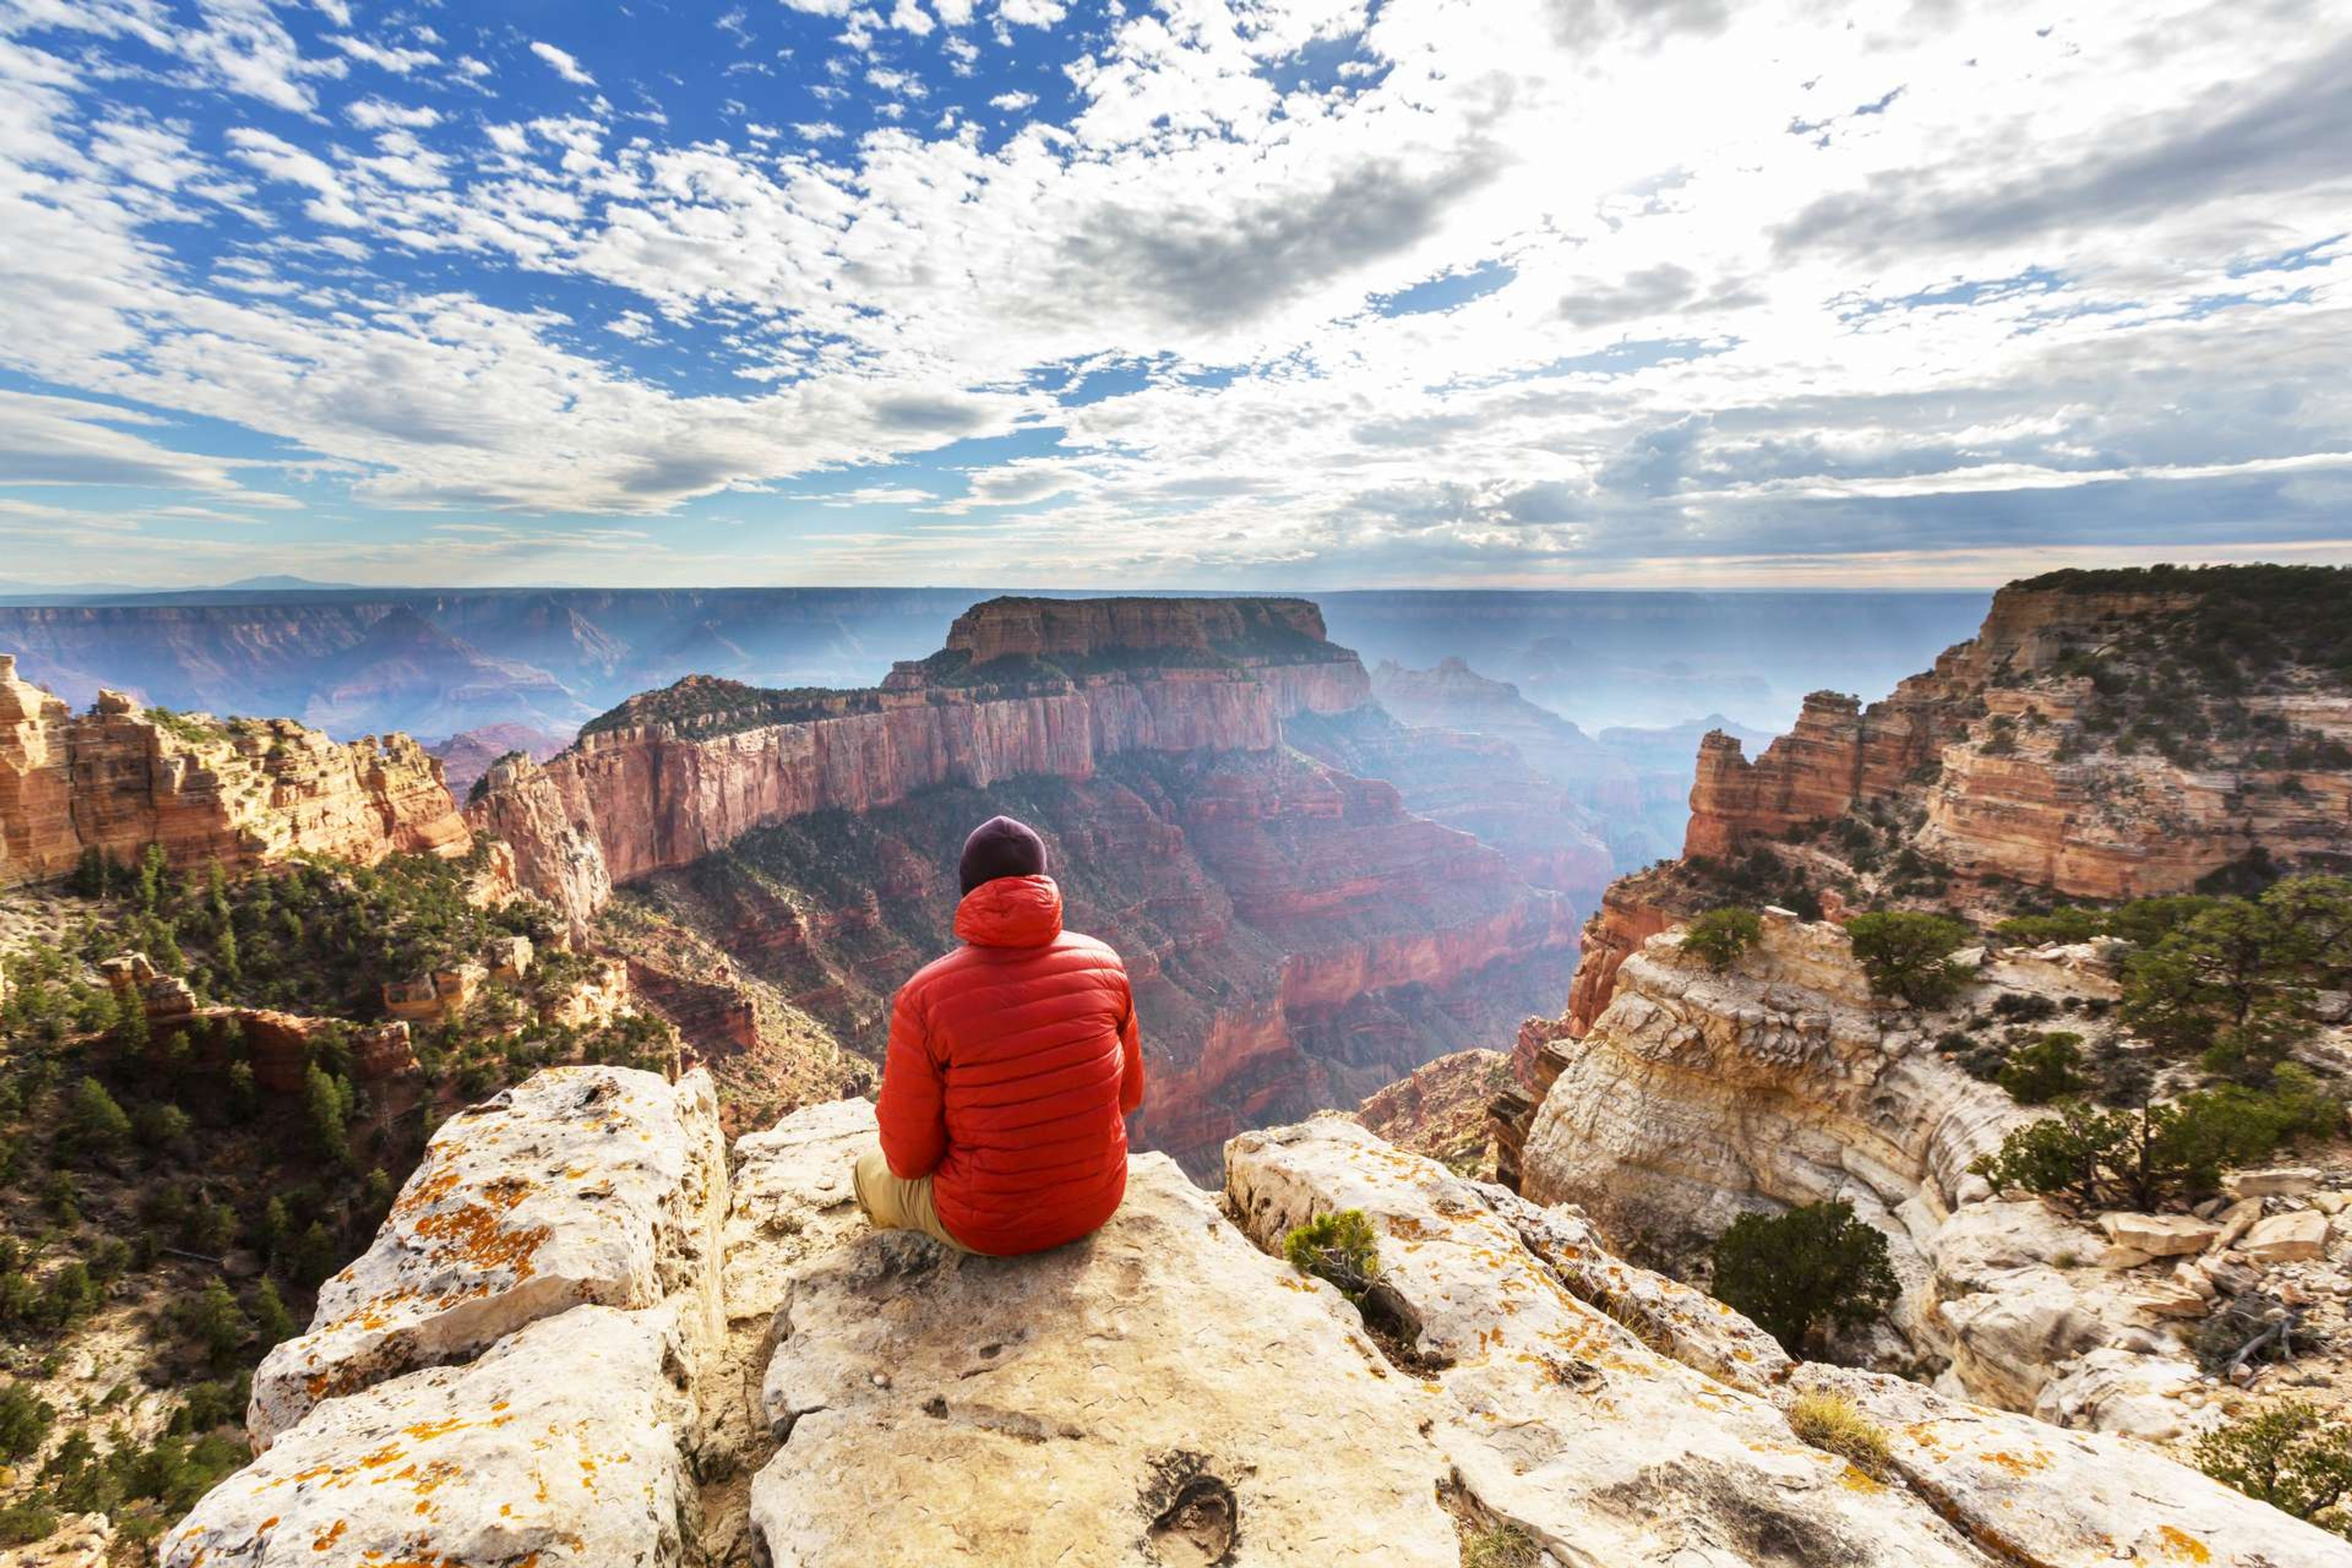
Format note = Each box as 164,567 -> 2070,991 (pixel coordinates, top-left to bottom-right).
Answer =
643,747 -> 1578,1175
0,655 -> 467,888
477,597 -> 1580,1175
1683,576 -> 2352,897
467,597 -> 1373,932
171,1066 -> 2350,1567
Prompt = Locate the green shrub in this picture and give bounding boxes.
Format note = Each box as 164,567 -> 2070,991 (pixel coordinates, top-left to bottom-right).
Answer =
1682,908 -> 1764,972
64,1076 -> 132,1158
1845,912 -> 1973,1007
1709,1200 -> 1896,1356
1996,1032 -> 2088,1105
0,1498 -> 58,1547
1461,1522 -> 1542,1567
2192,1401 -> 2352,1536
1283,1209 -> 1382,1303
1786,1389 -> 1893,1476
0,1379 -> 55,1460
1973,1072 -> 2340,1212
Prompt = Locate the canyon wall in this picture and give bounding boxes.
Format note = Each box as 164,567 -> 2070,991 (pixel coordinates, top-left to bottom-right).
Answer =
164,1067 -> 2351,1567
469,597 -> 1372,931
1681,578 -> 2352,897
1517,914 -> 2352,1447
0,654 -> 468,888
1514,567 -> 2352,1449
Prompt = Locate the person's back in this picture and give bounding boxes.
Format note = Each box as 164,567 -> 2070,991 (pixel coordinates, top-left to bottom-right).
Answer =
858,815 -> 1145,1256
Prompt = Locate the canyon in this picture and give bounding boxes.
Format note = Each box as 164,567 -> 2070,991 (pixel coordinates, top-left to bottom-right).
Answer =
0,585 -> 1982,749
1365,655 -> 1754,872
467,597 -> 1587,1172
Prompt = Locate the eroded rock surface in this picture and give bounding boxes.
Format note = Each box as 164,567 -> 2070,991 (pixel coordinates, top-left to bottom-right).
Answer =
165,1306 -> 697,1567
0,654 -> 467,888
250,1066 -> 724,1444
167,1067 -> 2352,1567
748,1128 -> 1458,1567
1229,1116 -> 2352,1568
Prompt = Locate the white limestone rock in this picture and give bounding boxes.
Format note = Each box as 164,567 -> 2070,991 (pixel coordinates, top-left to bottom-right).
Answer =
250,1066 -> 725,1445
2229,1166 -> 2320,1198
1227,1118 -> 1996,1567
748,1153 -> 1458,1567
1789,1360 -> 2352,1567
162,1306 -> 696,1567
2097,1212 -> 2222,1256
2242,1208 -> 2329,1262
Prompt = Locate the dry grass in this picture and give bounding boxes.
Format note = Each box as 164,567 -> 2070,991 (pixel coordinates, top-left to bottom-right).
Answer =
1787,1389 -> 1893,1476
1461,1523 -> 1542,1567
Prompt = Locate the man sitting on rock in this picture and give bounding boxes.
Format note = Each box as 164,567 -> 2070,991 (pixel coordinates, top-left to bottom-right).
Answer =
857,814 -> 1147,1255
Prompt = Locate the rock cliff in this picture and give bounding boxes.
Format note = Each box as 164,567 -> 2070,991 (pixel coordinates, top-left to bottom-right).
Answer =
467,597 -> 1372,932
1684,569 -> 2352,897
162,1066 -> 2351,1567
0,654 -> 469,888
1520,907 -> 2352,1450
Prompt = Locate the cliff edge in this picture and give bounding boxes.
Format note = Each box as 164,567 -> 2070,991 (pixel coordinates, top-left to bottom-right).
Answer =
162,1065 -> 2351,1567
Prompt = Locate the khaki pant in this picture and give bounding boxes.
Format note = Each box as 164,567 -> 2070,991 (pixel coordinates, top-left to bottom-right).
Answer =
853,1143 -> 978,1253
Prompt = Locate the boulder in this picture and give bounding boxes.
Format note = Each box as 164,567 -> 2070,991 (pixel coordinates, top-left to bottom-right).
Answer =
2241,1209 -> 2329,1263
2096,1212 -> 2221,1257
2228,1166 -> 2320,1199
748,1153 -> 1458,1566
162,1306 -> 695,1567
249,1066 -> 724,1445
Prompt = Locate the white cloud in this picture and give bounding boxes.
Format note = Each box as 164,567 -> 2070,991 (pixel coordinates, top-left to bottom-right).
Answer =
346,97 -> 442,130
0,0 -> 2348,587
529,40 -> 597,87
995,0 -> 1065,26
328,34 -> 439,75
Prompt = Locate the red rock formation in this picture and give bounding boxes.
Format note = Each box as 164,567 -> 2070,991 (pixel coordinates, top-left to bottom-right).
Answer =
470,598 -> 1375,930
426,723 -> 573,799
0,655 -> 467,887
1561,878 -> 1678,1039
939,595 -> 1336,665
1675,577 -> 2352,902
1354,1047 -> 1510,1174
99,952 -> 416,1093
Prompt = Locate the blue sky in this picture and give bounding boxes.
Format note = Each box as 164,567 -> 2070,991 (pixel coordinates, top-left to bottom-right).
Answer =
0,0 -> 2347,589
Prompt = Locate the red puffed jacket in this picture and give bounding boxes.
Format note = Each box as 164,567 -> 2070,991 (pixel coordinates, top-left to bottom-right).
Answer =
876,874 -> 1146,1255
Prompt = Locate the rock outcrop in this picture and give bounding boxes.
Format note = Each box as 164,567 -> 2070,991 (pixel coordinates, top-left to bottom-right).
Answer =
0,654 -> 468,888
248,1066 -> 724,1446
1683,570 -> 2352,897
167,1066 -> 2351,1567
1515,909 -> 2352,1447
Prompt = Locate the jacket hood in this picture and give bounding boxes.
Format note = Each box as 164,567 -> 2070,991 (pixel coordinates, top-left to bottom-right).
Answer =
953,873 -> 1065,948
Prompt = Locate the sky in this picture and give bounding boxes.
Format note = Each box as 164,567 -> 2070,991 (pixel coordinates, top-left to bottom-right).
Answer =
0,0 -> 2346,590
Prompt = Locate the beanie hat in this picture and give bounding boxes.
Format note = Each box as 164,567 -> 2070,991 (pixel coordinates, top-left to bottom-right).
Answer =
959,815 -> 1047,895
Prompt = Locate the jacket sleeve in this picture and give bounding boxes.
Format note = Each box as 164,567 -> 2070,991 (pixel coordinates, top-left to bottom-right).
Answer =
877,980 -> 947,1180
1117,968 -> 1145,1115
